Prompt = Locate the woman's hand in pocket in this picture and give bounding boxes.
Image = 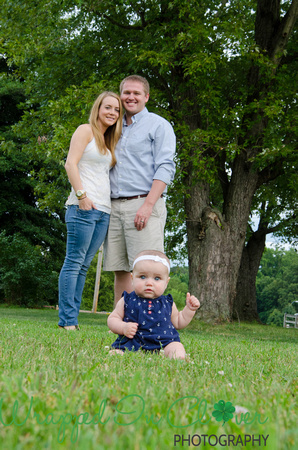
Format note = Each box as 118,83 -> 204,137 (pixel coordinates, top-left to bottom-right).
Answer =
78,196 -> 97,210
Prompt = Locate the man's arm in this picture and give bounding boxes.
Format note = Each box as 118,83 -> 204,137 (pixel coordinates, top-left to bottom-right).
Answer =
134,119 -> 176,230
134,179 -> 166,230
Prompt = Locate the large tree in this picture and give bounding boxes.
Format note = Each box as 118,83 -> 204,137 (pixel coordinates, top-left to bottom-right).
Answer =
1,0 -> 297,319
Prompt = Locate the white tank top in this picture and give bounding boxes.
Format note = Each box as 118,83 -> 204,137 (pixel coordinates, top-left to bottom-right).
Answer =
66,137 -> 112,214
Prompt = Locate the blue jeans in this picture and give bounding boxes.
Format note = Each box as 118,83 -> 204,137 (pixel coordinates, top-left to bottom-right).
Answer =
58,205 -> 110,327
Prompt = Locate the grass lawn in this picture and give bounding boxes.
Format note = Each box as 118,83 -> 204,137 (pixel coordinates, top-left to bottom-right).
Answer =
0,307 -> 297,449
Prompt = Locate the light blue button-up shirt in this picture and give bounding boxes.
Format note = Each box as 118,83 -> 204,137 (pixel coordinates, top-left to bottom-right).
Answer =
110,108 -> 176,198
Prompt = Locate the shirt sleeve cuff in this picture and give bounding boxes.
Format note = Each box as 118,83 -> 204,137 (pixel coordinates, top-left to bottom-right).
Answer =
153,166 -> 175,185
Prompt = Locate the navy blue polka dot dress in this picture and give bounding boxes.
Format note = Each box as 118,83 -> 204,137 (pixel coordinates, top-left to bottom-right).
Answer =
111,291 -> 180,352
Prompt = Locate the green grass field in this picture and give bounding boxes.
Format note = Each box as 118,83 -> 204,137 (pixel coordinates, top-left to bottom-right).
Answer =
0,307 -> 297,449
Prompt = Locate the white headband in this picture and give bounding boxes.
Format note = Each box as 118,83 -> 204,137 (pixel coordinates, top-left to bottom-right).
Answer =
133,255 -> 170,273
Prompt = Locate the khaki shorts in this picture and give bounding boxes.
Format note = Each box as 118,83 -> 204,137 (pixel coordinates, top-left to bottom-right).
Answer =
103,197 -> 166,272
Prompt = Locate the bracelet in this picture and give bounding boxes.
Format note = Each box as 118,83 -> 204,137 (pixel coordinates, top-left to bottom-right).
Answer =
78,196 -> 87,200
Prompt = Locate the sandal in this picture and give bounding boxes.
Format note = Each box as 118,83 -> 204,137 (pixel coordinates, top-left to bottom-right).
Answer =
58,325 -> 79,331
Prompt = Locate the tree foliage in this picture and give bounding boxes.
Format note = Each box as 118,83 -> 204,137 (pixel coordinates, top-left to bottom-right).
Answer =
0,56 -> 65,305
0,232 -> 59,306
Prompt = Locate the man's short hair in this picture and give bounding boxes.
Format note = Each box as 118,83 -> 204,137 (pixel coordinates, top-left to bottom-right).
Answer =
120,75 -> 150,95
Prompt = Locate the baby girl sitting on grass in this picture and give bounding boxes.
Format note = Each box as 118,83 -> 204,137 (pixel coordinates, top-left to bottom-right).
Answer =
107,250 -> 200,360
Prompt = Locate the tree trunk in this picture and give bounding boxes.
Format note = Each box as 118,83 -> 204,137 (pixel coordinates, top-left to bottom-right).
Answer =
185,158 -> 259,322
233,202 -> 287,322
233,231 -> 266,322
186,200 -> 234,322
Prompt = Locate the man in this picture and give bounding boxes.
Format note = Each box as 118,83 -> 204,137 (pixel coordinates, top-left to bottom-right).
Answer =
103,75 -> 176,305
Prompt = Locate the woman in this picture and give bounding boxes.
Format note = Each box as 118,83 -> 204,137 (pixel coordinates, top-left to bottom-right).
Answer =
58,91 -> 123,330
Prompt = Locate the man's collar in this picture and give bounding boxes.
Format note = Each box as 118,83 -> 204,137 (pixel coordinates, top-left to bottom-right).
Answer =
124,107 -> 148,125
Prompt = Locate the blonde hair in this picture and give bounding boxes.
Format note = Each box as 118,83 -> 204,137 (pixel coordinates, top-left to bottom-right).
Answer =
89,91 -> 123,167
120,75 -> 150,96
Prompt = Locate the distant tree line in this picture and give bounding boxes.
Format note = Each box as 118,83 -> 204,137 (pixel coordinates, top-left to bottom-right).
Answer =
256,247 -> 298,326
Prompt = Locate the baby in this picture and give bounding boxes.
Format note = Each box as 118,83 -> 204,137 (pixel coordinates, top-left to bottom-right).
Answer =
107,250 -> 200,359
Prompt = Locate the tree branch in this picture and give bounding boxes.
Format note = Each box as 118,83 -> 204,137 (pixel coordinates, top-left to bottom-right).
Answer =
217,149 -> 229,199
265,214 -> 296,235
255,202 -> 296,237
270,0 -> 298,64
256,158 -> 285,188
254,0 -> 298,77
255,0 -> 280,49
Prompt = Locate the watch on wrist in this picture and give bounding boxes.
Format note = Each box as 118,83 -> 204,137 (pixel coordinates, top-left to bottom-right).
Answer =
76,190 -> 86,199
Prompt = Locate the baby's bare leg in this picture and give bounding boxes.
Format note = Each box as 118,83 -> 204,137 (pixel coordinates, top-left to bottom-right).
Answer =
164,342 -> 186,360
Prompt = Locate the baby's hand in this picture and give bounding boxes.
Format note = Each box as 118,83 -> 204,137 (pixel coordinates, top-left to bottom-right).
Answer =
123,322 -> 138,339
186,293 -> 200,311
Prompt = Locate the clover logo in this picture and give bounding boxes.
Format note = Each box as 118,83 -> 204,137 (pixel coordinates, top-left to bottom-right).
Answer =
212,400 -> 235,425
